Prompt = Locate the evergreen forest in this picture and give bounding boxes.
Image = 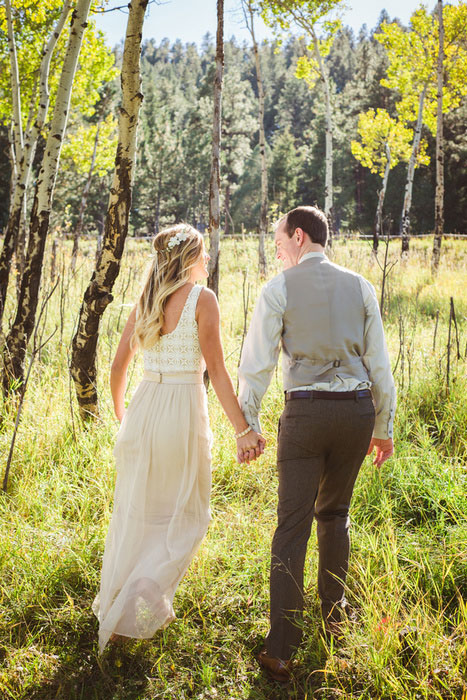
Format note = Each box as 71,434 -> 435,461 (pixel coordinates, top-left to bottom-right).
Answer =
2,10 -> 466,240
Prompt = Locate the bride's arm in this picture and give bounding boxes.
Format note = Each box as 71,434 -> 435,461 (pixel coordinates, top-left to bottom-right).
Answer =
110,306 -> 138,422
197,288 -> 265,461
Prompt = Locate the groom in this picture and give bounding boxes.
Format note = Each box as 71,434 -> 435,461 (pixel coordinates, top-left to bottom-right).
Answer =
238,206 -> 396,682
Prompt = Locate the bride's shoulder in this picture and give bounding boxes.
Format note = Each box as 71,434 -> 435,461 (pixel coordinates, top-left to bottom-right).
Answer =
198,286 -> 217,303
196,286 -> 219,319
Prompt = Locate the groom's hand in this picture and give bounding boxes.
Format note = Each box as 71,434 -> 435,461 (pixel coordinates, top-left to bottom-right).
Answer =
367,437 -> 394,468
236,431 -> 266,463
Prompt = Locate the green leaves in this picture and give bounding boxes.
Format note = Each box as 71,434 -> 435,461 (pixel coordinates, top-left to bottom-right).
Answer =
375,3 -> 467,135
0,0 -> 117,128
351,108 -> 427,178
61,113 -> 118,177
260,0 -> 344,30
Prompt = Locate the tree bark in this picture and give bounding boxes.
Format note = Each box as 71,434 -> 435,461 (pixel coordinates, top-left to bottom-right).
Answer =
71,121 -> 101,271
2,0 -> 92,394
400,86 -> 427,254
71,0 -> 148,420
154,162 -> 162,234
312,29 -> 334,242
244,0 -> 268,277
374,143 -> 391,252
432,0 -> 444,273
207,0 -> 224,297
0,0 -> 72,326
4,0 -> 23,167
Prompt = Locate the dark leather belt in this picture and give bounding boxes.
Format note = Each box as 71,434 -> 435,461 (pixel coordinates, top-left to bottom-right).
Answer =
285,389 -> 372,402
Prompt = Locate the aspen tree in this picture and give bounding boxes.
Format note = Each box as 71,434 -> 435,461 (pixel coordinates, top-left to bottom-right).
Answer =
351,108 -> 425,251
71,0 -> 148,420
376,4 -> 467,254
2,0 -> 93,393
242,0 -> 268,277
261,0 -> 345,241
208,0 -> 224,296
432,0 -> 444,273
0,0 -> 72,322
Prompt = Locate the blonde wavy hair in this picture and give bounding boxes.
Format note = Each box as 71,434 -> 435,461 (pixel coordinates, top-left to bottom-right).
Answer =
133,224 -> 204,349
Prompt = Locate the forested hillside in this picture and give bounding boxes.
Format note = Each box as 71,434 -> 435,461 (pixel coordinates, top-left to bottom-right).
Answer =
2,10 -> 466,239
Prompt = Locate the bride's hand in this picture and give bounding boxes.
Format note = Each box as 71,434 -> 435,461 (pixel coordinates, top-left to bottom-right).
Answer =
236,430 -> 266,463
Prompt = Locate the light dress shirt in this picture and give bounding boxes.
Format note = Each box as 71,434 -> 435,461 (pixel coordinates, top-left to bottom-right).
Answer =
238,252 -> 396,440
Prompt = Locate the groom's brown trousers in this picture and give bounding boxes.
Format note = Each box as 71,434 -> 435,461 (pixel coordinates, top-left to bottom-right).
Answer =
266,392 -> 375,660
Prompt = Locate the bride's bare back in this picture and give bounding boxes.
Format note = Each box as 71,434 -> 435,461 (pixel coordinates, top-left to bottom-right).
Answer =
161,283 -> 195,336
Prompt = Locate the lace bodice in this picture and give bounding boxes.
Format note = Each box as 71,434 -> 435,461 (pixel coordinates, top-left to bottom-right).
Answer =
143,284 -> 204,373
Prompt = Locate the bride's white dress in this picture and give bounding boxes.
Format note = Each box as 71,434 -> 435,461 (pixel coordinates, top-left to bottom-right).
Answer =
93,284 -> 212,653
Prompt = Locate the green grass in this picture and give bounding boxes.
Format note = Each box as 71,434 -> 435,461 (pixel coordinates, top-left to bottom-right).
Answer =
0,236 -> 466,699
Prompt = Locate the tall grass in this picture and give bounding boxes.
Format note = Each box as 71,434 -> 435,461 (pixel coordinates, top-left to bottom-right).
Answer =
0,236 -> 466,699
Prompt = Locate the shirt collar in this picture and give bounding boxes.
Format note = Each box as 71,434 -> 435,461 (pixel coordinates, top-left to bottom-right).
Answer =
298,251 -> 326,265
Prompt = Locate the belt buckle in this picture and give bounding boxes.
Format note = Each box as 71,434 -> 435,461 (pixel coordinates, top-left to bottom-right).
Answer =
155,371 -> 162,383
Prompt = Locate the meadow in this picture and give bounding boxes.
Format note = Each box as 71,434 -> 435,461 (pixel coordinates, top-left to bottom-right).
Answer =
0,235 -> 466,700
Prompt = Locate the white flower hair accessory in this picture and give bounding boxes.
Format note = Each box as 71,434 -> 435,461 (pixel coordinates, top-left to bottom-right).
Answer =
167,228 -> 190,250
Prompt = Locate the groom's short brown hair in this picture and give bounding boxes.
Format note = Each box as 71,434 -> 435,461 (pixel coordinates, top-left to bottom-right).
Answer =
281,206 -> 328,246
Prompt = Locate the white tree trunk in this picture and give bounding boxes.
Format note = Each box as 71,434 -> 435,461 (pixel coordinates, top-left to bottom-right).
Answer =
207,0 -> 224,296
2,0 -> 93,392
244,0 -> 268,277
4,0 -> 23,166
71,0 -> 148,419
312,29 -> 334,240
432,0 -> 444,273
374,142 -> 391,252
0,0 -> 72,323
400,86 -> 427,253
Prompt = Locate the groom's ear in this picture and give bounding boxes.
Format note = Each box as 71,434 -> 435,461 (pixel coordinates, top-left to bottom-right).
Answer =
295,227 -> 305,245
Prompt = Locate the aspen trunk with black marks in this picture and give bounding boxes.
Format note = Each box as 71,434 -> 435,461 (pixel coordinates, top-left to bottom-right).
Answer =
71,121 -> 101,271
400,86 -> 426,254
243,0 -> 267,277
71,0 -> 148,420
1,0 -> 22,324
432,0 -> 444,274
4,0 -> 23,173
207,0 -> 224,297
0,0 -> 72,326
2,0 -> 92,395
374,143 -> 391,253
312,29 -> 334,242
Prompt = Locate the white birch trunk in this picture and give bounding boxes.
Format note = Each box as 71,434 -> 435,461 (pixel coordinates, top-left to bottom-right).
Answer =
0,0 -> 72,323
312,29 -> 334,241
400,86 -> 427,253
71,0 -> 148,419
2,0 -> 92,392
374,143 -> 391,252
432,0 -> 444,273
244,0 -> 268,277
5,0 -> 23,165
207,0 -> 224,296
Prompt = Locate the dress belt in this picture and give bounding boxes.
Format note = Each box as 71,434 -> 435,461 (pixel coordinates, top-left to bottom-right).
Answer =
143,370 -> 203,384
285,389 -> 372,402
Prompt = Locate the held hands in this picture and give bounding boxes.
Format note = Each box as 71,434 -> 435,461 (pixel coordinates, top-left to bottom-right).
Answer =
367,437 -> 394,468
236,430 -> 266,464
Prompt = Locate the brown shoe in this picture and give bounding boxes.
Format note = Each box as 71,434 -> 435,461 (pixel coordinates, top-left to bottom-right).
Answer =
257,649 -> 292,683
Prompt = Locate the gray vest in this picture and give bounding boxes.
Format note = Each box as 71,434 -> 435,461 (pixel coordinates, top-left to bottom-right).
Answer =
282,256 -> 370,391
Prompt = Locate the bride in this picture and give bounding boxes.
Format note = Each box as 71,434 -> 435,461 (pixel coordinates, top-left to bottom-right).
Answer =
93,224 -> 265,653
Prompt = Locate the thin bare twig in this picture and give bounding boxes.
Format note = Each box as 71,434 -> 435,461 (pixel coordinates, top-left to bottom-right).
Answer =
2,279 -> 59,492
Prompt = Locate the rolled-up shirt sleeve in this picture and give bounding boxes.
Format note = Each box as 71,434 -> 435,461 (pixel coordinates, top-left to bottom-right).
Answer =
238,274 -> 286,434
360,278 -> 396,440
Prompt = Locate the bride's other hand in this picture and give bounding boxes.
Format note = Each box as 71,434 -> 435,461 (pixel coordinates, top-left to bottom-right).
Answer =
237,431 -> 266,463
